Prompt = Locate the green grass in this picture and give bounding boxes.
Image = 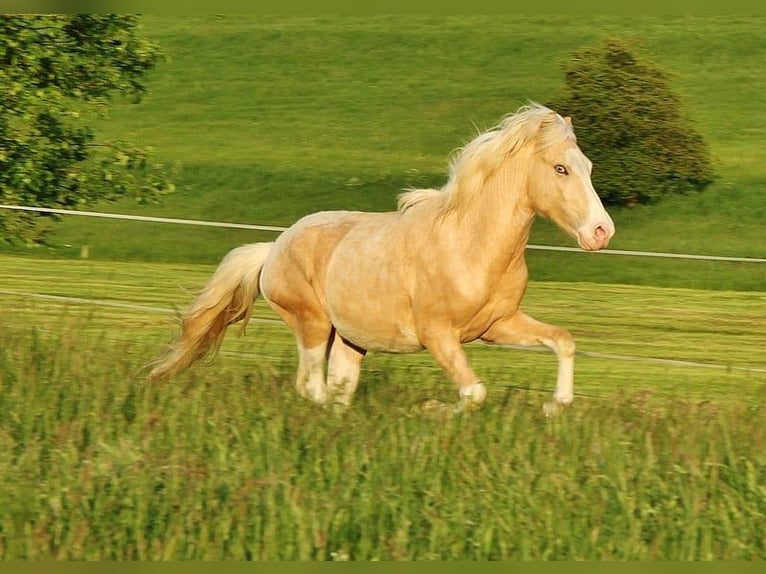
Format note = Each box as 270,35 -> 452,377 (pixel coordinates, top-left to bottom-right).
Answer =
3,336 -> 765,560
0,255 -> 765,559
2,15 -> 764,290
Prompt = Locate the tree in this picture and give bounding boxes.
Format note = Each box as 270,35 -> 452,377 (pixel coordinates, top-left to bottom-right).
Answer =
0,14 -> 175,245
551,39 -> 714,206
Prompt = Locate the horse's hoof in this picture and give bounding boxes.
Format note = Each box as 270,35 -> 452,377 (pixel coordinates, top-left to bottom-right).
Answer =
543,400 -> 571,418
459,382 -> 487,404
326,400 -> 350,415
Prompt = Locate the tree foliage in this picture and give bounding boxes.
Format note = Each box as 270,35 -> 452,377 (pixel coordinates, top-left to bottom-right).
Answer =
552,39 -> 714,206
0,14 -> 175,245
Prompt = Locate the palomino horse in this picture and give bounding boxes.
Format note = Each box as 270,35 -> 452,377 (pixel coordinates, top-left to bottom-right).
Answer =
149,103 -> 615,412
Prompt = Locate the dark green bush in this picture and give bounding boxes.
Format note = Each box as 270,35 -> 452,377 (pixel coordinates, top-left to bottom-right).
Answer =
552,39 -> 714,206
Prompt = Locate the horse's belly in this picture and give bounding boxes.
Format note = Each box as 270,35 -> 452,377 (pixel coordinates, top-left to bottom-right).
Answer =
330,311 -> 423,353
325,262 -> 422,353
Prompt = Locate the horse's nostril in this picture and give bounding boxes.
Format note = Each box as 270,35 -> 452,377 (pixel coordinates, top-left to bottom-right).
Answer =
594,225 -> 608,241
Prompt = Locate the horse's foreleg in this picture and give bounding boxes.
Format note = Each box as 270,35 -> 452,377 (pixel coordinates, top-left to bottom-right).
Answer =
482,310 -> 576,409
326,330 -> 366,408
420,331 -> 487,408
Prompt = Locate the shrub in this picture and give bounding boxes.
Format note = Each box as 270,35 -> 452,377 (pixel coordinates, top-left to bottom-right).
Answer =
551,39 -> 714,206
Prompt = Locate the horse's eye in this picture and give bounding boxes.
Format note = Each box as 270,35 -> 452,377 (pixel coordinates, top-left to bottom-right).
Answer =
555,165 -> 569,175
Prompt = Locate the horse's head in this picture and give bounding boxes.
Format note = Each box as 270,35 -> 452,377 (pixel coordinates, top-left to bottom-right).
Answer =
527,112 -> 615,251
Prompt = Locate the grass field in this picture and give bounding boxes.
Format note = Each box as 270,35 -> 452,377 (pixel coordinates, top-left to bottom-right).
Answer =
1,15 -> 765,560
1,255 -> 764,559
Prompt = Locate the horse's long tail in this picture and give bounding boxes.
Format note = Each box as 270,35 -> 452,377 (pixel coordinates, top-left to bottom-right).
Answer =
148,242 -> 274,381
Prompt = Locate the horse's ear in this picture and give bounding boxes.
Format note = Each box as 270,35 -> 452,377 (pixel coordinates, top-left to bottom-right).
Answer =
563,116 -> 573,126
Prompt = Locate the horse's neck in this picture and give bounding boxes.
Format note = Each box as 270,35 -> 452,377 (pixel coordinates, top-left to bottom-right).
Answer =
447,167 -> 535,270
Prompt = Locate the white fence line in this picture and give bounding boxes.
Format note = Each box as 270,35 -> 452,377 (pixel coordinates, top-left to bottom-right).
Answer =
2,287 -> 764,374
0,204 -> 287,233
1,203 -> 765,264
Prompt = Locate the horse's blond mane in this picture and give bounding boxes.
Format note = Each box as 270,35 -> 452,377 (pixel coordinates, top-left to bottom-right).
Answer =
398,103 -> 575,214
396,188 -> 444,212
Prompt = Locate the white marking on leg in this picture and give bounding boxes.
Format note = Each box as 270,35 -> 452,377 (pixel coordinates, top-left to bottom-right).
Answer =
546,335 -> 575,405
326,335 -> 365,408
326,360 -> 361,407
459,382 -> 487,404
481,312 -> 576,410
542,336 -> 574,418
421,330 -> 486,411
296,344 -> 327,404
456,381 -> 487,412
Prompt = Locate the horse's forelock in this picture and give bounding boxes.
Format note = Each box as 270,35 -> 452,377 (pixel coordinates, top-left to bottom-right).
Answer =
536,111 -> 577,150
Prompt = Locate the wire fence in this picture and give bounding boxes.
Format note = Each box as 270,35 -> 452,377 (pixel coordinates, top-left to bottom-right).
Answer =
2,287 -> 764,374
1,203 -> 765,263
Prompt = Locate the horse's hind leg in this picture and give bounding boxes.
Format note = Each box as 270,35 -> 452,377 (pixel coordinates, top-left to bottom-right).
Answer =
295,339 -> 330,404
265,297 -> 333,405
326,330 -> 366,407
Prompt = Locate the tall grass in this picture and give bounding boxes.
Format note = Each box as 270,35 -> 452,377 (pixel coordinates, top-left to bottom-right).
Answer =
1,254 -> 763,560
0,324 -> 764,560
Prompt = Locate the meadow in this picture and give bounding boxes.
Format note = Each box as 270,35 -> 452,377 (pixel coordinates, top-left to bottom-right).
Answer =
0,15 -> 765,560
3,15 -> 764,290
1,255 -> 764,560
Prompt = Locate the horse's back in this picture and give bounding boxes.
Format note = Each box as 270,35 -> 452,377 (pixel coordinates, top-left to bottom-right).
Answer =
271,210 -> 382,260
260,210 -> 386,309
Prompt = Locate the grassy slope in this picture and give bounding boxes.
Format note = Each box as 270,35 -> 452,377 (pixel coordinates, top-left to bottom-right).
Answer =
4,15 -> 762,290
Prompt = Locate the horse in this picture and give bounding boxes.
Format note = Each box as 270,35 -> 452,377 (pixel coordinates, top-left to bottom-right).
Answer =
148,103 -> 615,413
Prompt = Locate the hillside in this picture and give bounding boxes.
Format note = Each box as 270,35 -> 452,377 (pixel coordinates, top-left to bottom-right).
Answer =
4,15 -> 764,290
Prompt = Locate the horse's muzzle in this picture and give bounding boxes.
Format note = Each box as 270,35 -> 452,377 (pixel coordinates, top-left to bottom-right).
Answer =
577,221 -> 615,251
